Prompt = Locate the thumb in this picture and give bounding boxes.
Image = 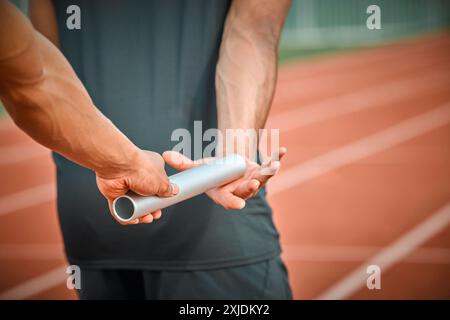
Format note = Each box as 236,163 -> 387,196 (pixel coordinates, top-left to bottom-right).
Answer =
155,177 -> 179,198
130,174 -> 178,198
163,151 -> 196,171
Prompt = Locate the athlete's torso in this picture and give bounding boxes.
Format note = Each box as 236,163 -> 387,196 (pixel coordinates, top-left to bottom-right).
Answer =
52,0 -> 280,270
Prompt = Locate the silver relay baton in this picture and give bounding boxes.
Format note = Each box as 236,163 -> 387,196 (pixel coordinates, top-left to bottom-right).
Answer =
112,154 -> 246,223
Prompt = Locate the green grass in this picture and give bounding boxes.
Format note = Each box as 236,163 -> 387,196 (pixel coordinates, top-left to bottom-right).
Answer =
0,100 -> 5,119
278,47 -> 344,64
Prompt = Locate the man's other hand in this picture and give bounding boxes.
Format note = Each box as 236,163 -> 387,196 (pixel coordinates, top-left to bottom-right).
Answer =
163,148 -> 286,210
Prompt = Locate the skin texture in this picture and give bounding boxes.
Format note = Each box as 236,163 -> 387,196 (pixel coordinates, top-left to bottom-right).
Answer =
2,0 -> 291,223
165,0 -> 292,209
0,0 -> 177,224
164,148 -> 286,209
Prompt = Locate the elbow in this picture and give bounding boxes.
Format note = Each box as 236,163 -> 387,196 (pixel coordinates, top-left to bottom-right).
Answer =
1,98 -> 28,131
233,17 -> 283,57
231,7 -> 287,48
227,0 -> 291,51
1,94 -> 28,130
252,14 -> 285,46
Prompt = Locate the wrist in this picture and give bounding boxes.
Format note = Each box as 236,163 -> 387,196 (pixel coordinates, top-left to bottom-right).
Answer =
95,143 -> 142,179
216,128 -> 258,161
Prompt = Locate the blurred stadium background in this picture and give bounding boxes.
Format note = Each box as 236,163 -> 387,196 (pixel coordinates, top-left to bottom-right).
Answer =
0,0 -> 449,299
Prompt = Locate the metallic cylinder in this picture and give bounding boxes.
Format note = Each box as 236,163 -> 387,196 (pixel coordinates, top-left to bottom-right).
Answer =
112,154 -> 246,222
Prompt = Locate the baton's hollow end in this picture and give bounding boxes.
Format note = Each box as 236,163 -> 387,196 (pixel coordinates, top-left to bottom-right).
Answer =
112,195 -> 136,222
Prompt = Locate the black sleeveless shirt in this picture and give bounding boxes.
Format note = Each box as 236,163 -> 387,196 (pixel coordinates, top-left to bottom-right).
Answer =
52,0 -> 281,270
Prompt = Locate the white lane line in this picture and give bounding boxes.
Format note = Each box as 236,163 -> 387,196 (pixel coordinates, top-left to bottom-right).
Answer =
269,70 -> 449,133
269,103 -> 450,195
283,245 -> 450,265
316,202 -> 450,300
277,37 -> 443,95
0,183 -> 55,217
0,266 -> 68,300
0,143 -> 50,165
0,244 -> 64,260
275,53 -> 449,104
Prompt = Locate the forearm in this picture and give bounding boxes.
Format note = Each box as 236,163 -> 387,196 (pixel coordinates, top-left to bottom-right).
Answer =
216,21 -> 277,130
216,0 -> 290,157
0,1 -> 140,178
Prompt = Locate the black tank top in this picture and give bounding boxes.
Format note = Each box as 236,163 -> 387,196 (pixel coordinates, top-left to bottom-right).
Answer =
53,0 -> 280,270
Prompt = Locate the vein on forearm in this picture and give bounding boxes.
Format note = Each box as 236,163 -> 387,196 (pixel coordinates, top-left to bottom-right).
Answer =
216,13 -> 278,133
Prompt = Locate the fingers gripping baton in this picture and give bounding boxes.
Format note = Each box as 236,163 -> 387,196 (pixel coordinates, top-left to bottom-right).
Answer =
112,154 -> 246,222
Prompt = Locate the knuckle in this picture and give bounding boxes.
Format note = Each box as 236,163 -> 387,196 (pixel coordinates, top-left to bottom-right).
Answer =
158,180 -> 170,195
144,181 -> 158,195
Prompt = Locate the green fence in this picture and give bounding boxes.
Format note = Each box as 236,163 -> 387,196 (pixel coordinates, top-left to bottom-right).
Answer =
12,0 -> 450,50
10,0 -> 27,13
281,0 -> 450,49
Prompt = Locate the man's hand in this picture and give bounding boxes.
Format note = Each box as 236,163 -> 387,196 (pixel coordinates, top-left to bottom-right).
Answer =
213,0 -> 291,207
96,150 -> 179,225
162,148 -> 286,210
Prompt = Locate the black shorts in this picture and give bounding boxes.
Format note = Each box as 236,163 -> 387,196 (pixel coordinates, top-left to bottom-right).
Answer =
77,256 -> 292,300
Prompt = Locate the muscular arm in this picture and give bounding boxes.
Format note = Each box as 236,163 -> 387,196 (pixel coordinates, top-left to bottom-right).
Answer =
0,0 -> 176,224
164,0 -> 291,209
0,0 -> 138,177
216,0 -> 291,157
